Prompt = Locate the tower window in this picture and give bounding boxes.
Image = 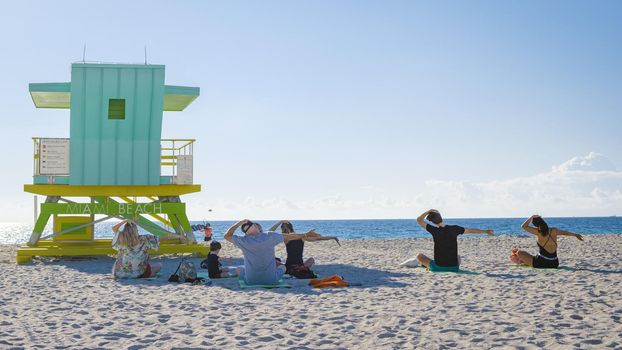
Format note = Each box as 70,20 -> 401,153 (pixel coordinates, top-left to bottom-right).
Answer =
108,99 -> 125,119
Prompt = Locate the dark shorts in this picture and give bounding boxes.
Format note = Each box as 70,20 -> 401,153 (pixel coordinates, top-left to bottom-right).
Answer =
429,261 -> 460,272
139,264 -> 153,278
532,255 -> 559,269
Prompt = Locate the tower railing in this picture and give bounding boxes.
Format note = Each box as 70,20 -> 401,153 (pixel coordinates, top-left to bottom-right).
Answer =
160,138 -> 195,183
31,137 -> 195,181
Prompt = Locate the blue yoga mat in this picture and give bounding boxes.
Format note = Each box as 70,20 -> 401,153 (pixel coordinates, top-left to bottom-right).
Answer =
144,273 -> 162,280
238,279 -> 291,289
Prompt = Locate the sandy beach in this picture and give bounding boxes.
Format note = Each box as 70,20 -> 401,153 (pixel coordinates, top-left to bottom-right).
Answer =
1,234 -> 621,349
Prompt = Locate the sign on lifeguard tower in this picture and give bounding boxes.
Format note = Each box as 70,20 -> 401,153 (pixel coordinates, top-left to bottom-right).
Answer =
39,138 -> 70,175
17,62 -> 208,263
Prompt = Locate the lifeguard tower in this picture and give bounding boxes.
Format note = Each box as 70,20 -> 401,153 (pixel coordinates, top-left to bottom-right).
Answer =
17,62 -> 209,263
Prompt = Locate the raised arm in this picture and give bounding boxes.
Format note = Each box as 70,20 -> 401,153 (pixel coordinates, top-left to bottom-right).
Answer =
555,228 -> 584,241
112,219 -> 129,234
302,230 -> 341,246
464,228 -> 495,236
269,220 -> 287,232
521,215 -> 539,236
224,220 -> 246,244
416,209 -> 436,229
283,230 -> 319,244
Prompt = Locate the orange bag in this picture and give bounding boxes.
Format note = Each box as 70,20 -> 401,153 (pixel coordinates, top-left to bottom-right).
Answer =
309,274 -> 350,288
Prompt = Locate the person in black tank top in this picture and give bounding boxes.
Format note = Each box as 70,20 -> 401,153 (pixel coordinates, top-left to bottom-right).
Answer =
269,220 -> 340,277
510,215 -> 584,269
415,209 -> 495,271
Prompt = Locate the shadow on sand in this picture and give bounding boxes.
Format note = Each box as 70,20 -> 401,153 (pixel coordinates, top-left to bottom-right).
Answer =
484,272 -> 530,279
567,266 -> 622,275
216,263 -> 413,295
23,256 -> 413,292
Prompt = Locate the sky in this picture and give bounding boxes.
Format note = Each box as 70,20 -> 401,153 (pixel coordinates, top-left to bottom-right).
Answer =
0,1 -> 620,222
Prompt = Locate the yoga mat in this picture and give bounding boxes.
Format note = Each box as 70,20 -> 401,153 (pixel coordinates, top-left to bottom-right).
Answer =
238,279 -> 291,289
144,273 -> 162,280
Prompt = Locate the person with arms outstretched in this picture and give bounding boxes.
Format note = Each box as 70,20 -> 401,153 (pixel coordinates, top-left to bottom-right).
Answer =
416,209 -> 495,272
224,219 -> 319,285
510,215 -> 583,269
269,220 -> 339,278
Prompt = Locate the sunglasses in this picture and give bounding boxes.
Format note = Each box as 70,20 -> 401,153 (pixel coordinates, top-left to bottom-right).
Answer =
241,221 -> 254,233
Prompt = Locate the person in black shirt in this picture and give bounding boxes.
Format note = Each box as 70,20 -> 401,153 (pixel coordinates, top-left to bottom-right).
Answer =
416,209 -> 495,272
269,220 -> 339,278
201,241 -> 238,278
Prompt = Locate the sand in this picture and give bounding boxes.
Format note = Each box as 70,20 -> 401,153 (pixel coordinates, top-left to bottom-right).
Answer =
1,234 -> 621,349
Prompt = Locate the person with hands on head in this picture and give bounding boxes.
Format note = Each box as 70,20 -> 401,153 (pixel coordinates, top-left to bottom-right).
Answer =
510,215 -> 584,269
111,219 -> 161,279
224,219 -> 319,285
269,220 -> 340,276
416,209 -> 495,272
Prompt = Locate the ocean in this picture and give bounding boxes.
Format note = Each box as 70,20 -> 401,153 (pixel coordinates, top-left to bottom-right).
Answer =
0,217 -> 620,245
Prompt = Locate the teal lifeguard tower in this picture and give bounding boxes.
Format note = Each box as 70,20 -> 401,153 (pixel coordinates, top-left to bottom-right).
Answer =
17,62 -> 208,263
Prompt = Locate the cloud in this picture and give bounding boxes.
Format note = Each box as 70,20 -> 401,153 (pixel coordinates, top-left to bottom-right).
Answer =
416,153 -> 622,217
190,153 -> 622,219
552,152 -> 617,172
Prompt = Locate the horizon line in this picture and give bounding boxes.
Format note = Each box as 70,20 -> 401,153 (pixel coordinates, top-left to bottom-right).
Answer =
0,214 -> 619,225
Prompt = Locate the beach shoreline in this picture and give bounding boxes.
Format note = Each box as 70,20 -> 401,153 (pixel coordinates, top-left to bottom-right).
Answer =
1,234 -> 621,348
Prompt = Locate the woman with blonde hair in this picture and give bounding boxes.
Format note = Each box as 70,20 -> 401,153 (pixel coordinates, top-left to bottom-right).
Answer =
111,219 -> 161,279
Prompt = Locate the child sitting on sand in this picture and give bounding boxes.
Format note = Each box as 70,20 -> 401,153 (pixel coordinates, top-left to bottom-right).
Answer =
415,209 -> 495,272
111,219 -> 161,279
201,241 -> 239,278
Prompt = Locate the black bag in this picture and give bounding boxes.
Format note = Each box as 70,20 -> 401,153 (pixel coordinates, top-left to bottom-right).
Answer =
288,264 -> 317,279
168,260 -> 183,282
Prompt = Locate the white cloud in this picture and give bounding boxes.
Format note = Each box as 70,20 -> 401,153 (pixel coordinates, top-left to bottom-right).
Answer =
552,152 -> 617,172
415,153 -> 622,217
185,153 -> 622,219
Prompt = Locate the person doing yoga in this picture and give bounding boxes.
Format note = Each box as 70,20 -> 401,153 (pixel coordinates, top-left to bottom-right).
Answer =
416,209 -> 495,272
224,219 -> 320,285
269,220 -> 339,278
510,215 -> 584,268
111,220 -> 161,279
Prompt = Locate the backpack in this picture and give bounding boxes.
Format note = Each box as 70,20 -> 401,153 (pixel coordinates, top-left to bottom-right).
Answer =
168,259 -> 201,283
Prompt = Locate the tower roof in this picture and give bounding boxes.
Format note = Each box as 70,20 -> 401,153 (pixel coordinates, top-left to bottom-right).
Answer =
29,63 -> 200,111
